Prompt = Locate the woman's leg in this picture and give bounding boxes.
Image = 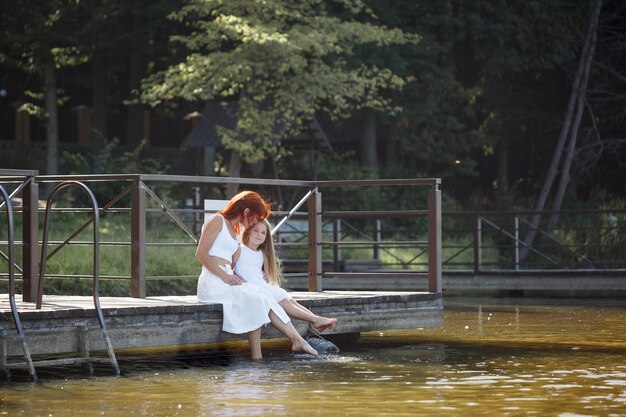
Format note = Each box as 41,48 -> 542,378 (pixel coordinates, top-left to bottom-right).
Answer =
279,299 -> 337,331
268,311 -> 318,355
247,328 -> 263,360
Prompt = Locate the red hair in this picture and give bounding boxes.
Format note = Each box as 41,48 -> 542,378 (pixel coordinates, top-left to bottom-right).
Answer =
219,191 -> 271,233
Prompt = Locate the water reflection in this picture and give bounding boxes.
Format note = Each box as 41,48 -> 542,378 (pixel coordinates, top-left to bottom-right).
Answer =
1,298 -> 625,416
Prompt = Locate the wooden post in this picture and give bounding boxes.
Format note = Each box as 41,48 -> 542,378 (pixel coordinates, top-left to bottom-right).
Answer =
131,180 -> 146,298
427,182 -> 442,294
15,107 -> 31,144
78,326 -> 94,375
22,178 -> 39,302
308,188 -> 322,292
73,105 -> 93,147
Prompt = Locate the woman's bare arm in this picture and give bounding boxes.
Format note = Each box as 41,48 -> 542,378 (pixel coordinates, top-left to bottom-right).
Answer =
195,214 -> 242,284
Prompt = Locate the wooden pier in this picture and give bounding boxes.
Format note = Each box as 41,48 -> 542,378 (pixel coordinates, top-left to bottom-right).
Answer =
1,291 -> 442,360
1,171 -> 443,378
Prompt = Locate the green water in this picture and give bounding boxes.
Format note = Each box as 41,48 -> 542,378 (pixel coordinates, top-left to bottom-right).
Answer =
1,297 -> 625,416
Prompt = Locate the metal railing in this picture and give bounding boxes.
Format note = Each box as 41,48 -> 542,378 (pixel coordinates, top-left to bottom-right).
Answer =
270,210 -> 625,272
443,210 -> 625,271
0,173 -> 443,299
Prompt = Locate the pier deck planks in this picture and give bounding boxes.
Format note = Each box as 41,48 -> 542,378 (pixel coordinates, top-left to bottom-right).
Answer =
0,291 -> 442,357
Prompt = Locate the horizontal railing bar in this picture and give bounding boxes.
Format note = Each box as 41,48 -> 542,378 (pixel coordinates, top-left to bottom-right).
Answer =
35,174 -> 140,182
315,178 -> 440,187
140,174 -> 312,187
322,210 -> 428,218
444,208 -> 626,216
0,168 -> 39,176
145,242 -> 198,247
275,242 -> 308,247
0,241 -> 25,247
44,207 -> 131,213
145,275 -> 198,280
34,174 -> 312,187
322,271 -> 429,277
0,241 -> 204,247
39,240 -> 131,247
0,175 -> 445,188
25,274 -> 130,280
320,241 -> 428,246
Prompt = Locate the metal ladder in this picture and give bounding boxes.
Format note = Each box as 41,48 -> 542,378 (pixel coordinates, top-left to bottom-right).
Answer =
1,181 -> 120,381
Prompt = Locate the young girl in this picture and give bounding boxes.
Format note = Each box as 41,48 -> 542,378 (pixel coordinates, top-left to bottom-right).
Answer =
234,219 -> 337,332
195,191 -> 317,359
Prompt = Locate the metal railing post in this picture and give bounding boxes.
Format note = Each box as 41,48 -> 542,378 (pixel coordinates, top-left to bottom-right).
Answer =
514,216 -> 520,270
308,188 -> 322,292
22,178 -> 39,302
332,219 -> 341,271
473,216 -> 482,273
428,182 -> 442,293
131,180 -> 146,298
373,218 -> 381,260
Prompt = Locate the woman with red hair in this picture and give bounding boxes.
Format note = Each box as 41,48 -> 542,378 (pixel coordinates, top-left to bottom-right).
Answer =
196,190 -> 317,359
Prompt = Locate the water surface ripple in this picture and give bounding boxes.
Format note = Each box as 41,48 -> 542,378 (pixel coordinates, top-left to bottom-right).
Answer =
1,297 -> 625,416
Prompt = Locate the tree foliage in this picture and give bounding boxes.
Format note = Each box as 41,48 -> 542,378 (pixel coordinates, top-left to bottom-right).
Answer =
140,0 -> 418,163
1,0 -> 625,209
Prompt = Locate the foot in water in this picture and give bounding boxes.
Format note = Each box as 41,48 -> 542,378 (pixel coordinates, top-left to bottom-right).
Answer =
313,317 -> 337,332
292,340 -> 318,356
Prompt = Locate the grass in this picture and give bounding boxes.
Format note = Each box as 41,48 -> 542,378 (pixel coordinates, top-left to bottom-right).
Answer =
2,209 -> 624,297
0,211 -> 201,297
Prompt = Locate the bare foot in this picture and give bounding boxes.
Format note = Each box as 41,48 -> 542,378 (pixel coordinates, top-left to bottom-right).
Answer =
313,317 -> 337,332
292,340 -> 318,356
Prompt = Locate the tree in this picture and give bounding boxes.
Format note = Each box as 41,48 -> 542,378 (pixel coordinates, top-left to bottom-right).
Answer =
574,1 -> 626,200
140,0 -> 418,168
0,1 -> 85,176
521,0 -> 602,257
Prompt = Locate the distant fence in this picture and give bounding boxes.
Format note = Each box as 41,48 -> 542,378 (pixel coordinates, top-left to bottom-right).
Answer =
273,210 -> 625,272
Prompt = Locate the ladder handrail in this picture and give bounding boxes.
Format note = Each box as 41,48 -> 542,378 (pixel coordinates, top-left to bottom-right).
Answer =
37,180 -> 120,376
0,185 -> 37,381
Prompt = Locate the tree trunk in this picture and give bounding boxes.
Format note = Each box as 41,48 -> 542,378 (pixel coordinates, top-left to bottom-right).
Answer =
495,142 -> 509,209
384,121 -> 399,171
360,110 -> 378,168
92,50 -> 108,148
520,0 -> 602,259
126,8 -> 147,148
547,2 -> 600,229
226,151 -> 242,197
43,49 -> 58,176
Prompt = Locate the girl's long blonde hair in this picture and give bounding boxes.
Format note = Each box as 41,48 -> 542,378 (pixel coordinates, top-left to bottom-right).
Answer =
242,219 -> 282,285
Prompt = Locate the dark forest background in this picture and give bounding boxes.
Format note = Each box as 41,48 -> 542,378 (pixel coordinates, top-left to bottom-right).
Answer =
1,0 -> 624,212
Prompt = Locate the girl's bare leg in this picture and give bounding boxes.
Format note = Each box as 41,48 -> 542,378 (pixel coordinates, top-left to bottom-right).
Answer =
247,328 -> 263,360
279,299 -> 337,331
268,311 -> 317,355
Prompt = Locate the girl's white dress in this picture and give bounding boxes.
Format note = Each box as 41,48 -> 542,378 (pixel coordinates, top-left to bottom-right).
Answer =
197,215 -> 290,334
234,244 -> 292,302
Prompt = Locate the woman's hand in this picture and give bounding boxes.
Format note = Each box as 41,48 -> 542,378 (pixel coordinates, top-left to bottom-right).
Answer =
222,273 -> 244,286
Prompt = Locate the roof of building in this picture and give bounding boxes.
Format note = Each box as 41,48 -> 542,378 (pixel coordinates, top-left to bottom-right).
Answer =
180,101 -> 333,151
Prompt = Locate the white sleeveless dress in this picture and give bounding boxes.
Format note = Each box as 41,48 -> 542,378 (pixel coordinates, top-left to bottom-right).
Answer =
234,245 -> 292,302
197,215 -> 290,334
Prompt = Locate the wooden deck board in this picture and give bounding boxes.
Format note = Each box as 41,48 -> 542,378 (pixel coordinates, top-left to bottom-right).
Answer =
0,291 -> 442,358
